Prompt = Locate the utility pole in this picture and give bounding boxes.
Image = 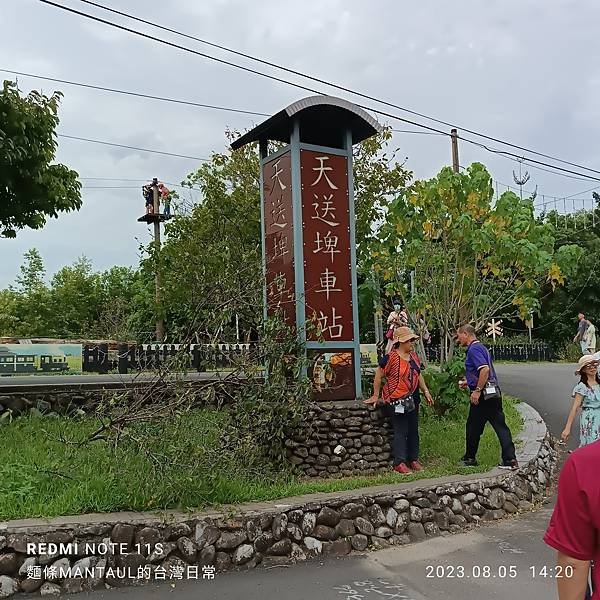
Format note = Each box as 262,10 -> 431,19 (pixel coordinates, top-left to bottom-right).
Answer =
451,128 -> 460,173
152,180 -> 165,343
138,178 -> 165,343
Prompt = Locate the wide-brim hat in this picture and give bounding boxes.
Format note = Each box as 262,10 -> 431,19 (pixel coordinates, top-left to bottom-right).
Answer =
393,326 -> 419,343
575,354 -> 599,374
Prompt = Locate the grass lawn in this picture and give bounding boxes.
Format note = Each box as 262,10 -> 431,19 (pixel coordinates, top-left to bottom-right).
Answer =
0,398 -> 523,522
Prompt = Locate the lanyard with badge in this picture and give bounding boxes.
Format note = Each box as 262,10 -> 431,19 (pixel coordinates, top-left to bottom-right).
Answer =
393,355 -> 419,413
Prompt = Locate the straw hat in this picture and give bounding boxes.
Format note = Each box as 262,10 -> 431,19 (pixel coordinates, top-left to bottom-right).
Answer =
575,354 -> 599,374
393,326 -> 419,343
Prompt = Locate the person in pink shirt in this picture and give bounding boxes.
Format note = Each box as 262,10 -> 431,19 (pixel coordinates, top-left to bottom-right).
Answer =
544,440 -> 600,599
158,182 -> 171,217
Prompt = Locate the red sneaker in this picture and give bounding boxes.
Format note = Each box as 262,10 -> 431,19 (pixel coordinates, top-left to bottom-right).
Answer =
409,460 -> 423,472
394,462 -> 411,474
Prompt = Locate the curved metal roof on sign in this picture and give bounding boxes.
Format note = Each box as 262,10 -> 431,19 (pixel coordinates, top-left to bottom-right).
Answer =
231,95 -> 382,150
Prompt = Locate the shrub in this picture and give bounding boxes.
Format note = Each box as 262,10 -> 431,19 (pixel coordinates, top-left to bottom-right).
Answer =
557,341 -> 583,362
482,334 -> 532,346
423,352 -> 469,417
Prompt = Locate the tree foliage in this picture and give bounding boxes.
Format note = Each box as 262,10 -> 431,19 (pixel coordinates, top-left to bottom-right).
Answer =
0,81 -> 81,238
154,130 -> 262,343
0,249 -> 141,339
537,201 -> 600,345
353,129 -> 412,341
368,163 -> 582,361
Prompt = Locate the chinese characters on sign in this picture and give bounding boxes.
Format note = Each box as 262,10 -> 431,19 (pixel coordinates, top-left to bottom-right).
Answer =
263,153 -> 296,326
302,150 -> 356,401
301,150 -> 354,343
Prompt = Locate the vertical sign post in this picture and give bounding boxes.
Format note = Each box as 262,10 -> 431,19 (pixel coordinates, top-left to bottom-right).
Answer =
233,96 -> 381,402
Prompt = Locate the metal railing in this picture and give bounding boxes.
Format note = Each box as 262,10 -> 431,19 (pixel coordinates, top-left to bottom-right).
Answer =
83,343 -> 258,374
423,341 -> 554,363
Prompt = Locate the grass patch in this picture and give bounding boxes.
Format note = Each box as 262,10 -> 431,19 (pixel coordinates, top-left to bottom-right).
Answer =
0,397 -> 522,521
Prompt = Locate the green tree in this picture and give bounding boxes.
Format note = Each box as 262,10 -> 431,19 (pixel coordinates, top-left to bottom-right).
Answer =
353,128 -> 412,265
353,128 -> 412,341
0,288 -> 19,336
369,163 -> 582,361
0,252 -> 144,340
0,81 -> 81,238
152,130 -> 262,343
49,256 -> 102,337
7,248 -> 52,336
95,266 -> 143,341
537,201 -> 600,347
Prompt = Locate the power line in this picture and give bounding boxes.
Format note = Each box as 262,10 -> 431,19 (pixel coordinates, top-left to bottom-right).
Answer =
65,0 -> 600,179
80,177 -> 203,192
7,66 -> 598,192
37,0 -> 600,185
4,79 -> 592,205
456,135 -> 600,183
564,185 -> 600,200
392,128 -> 445,136
0,68 -> 269,118
459,136 -> 595,181
2,67 -> 441,138
58,133 -> 209,161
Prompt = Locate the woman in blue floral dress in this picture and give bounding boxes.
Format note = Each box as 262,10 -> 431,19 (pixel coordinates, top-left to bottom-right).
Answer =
561,355 -> 600,446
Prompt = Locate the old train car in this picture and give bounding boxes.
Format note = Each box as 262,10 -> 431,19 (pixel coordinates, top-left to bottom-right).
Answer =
0,347 -> 36,374
39,354 -> 69,372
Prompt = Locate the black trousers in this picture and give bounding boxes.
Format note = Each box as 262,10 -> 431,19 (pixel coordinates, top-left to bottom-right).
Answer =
384,404 -> 420,465
464,398 -> 516,463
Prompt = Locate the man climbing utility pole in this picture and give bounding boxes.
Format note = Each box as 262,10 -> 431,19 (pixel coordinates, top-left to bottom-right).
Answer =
138,178 -> 165,343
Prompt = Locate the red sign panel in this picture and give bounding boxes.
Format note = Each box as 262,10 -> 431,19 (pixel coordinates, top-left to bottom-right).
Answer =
263,152 -> 295,326
300,150 -> 354,342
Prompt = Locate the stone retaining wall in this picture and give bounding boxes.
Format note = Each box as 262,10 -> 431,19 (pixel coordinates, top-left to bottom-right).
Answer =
0,382 -> 225,420
0,404 -> 558,597
286,401 -> 393,477
0,390 -> 99,419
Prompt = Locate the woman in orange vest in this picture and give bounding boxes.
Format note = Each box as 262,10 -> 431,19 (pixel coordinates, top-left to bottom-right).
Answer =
364,326 -> 434,474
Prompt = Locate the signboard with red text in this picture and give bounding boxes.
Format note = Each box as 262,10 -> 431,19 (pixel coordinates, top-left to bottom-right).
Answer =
262,152 -> 296,327
300,150 -> 354,343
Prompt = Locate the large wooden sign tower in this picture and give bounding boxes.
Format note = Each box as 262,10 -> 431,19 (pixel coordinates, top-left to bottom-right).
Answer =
232,96 -> 381,401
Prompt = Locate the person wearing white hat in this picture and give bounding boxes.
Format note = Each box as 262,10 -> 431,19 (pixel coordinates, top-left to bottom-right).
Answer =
561,355 -> 600,447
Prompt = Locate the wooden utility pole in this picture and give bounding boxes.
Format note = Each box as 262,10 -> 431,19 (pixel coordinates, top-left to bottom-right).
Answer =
152,181 -> 165,343
451,128 -> 460,173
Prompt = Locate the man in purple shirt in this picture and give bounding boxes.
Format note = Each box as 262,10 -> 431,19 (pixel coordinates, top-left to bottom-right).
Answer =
456,324 -> 518,469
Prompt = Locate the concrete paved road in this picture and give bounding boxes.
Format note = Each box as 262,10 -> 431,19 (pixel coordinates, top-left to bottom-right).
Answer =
496,362 -> 577,444
86,363 -> 579,600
